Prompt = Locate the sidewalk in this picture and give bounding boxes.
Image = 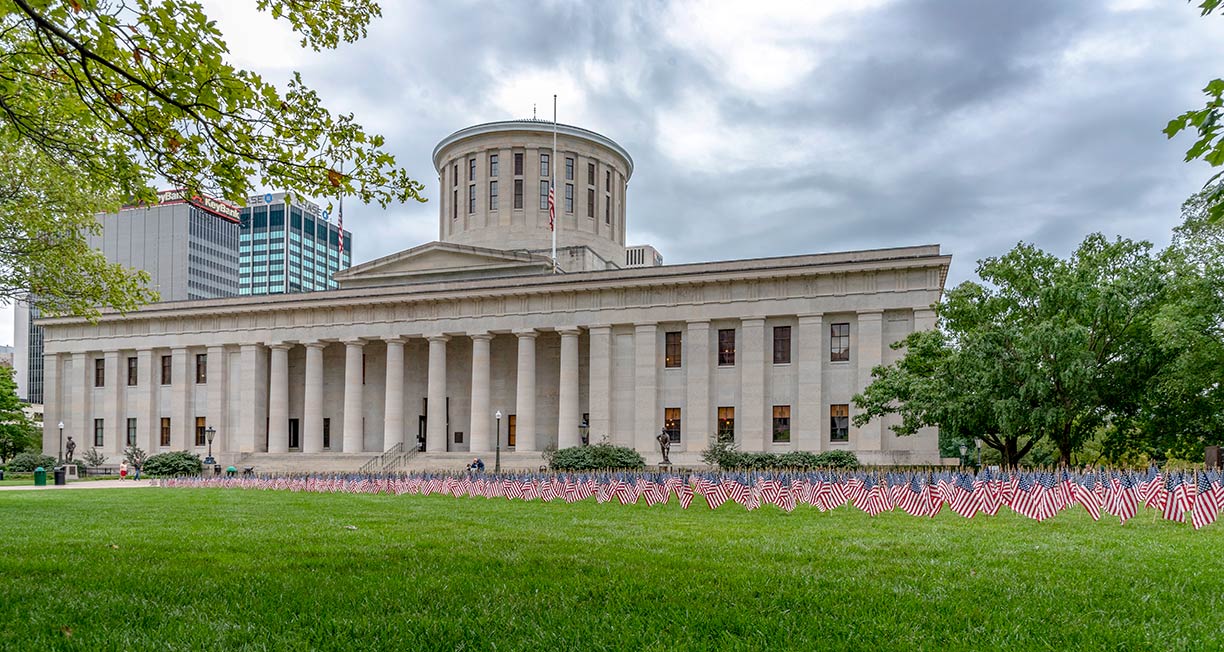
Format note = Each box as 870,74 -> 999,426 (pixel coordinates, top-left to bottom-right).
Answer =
0,479 -> 159,492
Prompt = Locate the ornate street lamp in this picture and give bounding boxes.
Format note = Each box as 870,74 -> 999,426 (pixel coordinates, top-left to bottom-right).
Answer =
976,438 -> 982,468
494,410 -> 502,474
579,418 -> 589,446
959,443 -> 968,468
204,426 -> 217,466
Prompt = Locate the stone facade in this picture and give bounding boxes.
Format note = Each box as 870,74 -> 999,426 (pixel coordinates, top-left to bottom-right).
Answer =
38,121 -> 951,468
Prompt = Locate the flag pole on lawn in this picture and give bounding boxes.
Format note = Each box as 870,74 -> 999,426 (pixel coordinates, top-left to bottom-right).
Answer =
551,94 -> 558,273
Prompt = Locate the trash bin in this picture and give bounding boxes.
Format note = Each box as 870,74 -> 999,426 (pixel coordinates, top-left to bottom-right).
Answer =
213,464 -> 221,476
33,467 -> 46,486
53,467 -> 66,486
0,469 -> 5,480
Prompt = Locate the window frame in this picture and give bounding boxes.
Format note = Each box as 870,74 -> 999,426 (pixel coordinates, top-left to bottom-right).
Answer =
540,153 -> 550,178
468,183 -> 476,214
773,325 -> 792,364
161,355 -> 172,385
489,153 -> 499,177
127,356 -> 138,386
93,418 -> 104,447
664,331 -> 682,368
94,358 -> 105,388
513,179 -> 523,209
195,416 -> 207,446
772,405 -> 791,443
565,183 -> 574,213
489,180 -> 498,210
195,353 -> 207,384
717,407 -> 735,443
830,404 -> 850,442
126,417 -> 138,446
513,152 -> 524,176
718,329 -> 736,366
160,417 -> 171,446
663,407 -> 682,443
565,156 -> 574,180
830,323 -> 850,362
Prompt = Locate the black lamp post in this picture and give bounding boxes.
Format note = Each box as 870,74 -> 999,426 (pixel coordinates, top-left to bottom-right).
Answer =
976,438 -> 982,469
58,421 -> 64,463
494,410 -> 502,474
959,443 -> 968,468
204,426 -> 217,466
579,418 -> 589,446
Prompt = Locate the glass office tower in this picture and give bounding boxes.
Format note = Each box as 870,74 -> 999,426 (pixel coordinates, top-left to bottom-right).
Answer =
239,192 -> 352,295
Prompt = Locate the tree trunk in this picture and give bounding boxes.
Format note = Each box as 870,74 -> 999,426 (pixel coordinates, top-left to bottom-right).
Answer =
1057,421 -> 1073,467
1003,438 -> 1019,469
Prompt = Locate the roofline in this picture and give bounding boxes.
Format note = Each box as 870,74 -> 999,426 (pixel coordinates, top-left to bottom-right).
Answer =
38,244 -> 950,325
432,120 -> 634,179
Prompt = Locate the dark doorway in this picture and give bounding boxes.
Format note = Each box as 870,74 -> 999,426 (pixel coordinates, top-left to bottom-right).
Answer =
508,414 -> 517,448
417,415 -> 427,452
288,418 -> 300,450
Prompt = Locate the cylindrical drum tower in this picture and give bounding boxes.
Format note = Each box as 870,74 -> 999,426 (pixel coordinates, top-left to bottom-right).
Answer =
432,120 -> 633,269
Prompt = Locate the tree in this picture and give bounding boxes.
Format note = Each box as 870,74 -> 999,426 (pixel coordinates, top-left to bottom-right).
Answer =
1165,1 -> 1223,221
855,234 -> 1172,467
0,366 -> 38,463
0,1 -> 424,316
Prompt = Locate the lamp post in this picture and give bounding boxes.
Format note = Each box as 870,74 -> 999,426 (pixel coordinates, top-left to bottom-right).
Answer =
58,421 -> 64,463
976,438 -> 982,469
204,426 -> 216,466
959,443 -> 968,468
494,410 -> 502,474
579,418 -> 589,446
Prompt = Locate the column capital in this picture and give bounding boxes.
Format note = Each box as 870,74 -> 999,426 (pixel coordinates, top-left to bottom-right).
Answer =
427,334 -> 450,343
741,316 -> 766,327
267,342 -> 293,351
857,310 -> 885,321
342,338 -> 367,347
797,312 -> 824,323
383,336 -> 407,345
633,322 -> 656,331
303,340 -> 327,350
468,332 -> 494,342
686,320 -> 711,329
513,329 -> 538,339
558,328 -> 581,337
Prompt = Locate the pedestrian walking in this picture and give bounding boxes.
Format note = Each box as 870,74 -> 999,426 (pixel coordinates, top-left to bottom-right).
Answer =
119,461 -> 128,480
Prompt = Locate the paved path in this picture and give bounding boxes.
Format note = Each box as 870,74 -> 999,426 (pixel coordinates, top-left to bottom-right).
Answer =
0,479 -> 159,492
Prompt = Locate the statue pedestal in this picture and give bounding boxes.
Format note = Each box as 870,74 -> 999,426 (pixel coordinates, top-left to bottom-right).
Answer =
63,464 -> 79,480
658,463 -> 672,473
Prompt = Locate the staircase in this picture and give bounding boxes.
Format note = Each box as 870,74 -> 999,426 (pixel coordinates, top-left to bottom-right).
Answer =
235,452 -> 381,474
357,442 -> 421,474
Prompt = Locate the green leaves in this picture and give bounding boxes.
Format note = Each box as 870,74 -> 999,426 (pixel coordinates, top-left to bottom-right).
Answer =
1169,4 -> 1223,217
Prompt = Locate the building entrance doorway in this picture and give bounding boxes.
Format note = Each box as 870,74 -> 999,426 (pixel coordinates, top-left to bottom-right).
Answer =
288,419 -> 300,450
417,415 -> 427,452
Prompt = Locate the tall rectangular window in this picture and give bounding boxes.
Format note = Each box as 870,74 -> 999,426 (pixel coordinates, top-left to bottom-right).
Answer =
513,179 -> 523,209
539,181 -> 550,210
772,406 -> 791,443
540,153 -> 550,177
588,162 -> 595,185
127,356 -> 138,386
718,329 -> 736,366
160,417 -> 171,446
94,358 -> 105,387
468,157 -> 476,181
195,417 -> 207,446
773,326 -> 792,364
665,332 -> 682,368
126,417 -> 138,446
161,355 -> 172,384
514,152 -> 524,175
606,170 -> 611,191
565,184 -> 574,213
452,188 -> 457,219
195,353 -> 207,384
717,407 -> 735,443
587,188 -> 595,218
831,404 -> 849,441
93,418 -> 104,447
664,407 -> 682,443
605,197 -> 610,224
565,157 -> 574,180
489,180 -> 499,210
830,323 -> 850,362
489,153 -> 499,177
323,418 -> 331,450
453,163 -> 458,186
468,184 -> 476,214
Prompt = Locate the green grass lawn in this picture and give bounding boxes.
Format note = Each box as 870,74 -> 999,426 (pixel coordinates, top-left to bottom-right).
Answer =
0,488 -> 1219,651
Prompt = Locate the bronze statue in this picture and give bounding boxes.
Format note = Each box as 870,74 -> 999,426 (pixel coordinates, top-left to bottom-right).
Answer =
656,429 -> 671,465
64,436 -> 76,462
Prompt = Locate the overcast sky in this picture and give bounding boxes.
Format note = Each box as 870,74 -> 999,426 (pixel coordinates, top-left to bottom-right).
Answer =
3,0 -> 1221,346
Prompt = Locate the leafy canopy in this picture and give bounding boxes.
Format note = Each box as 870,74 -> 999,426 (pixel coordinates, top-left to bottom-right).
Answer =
1165,1 -> 1224,220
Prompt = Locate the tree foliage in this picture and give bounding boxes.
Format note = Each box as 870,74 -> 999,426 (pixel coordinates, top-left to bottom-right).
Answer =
1165,2 -> 1224,221
856,234 -> 1182,467
0,1 -> 423,317
0,365 -> 38,463
142,450 -> 201,476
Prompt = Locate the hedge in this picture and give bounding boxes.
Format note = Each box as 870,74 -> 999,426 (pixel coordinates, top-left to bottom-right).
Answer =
701,442 -> 859,470
547,443 -> 646,471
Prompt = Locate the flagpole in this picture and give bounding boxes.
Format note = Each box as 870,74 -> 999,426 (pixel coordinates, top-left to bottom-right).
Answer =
551,94 -> 558,273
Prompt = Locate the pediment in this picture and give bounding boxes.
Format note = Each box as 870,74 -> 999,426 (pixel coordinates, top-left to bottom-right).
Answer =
335,241 -> 552,287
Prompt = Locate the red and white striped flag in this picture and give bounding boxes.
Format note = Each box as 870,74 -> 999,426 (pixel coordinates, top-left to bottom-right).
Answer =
547,184 -> 556,231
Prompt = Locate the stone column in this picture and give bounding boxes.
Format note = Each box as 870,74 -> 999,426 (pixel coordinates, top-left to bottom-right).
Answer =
135,349 -> 155,452
685,321 -> 710,452
856,311 -> 884,450
796,314 -> 824,451
171,348 -> 191,450
302,342 -> 325,453
206,345 -> 228,454
633,323 -> 657,453
514,330 -> 537,451
469,333 -> 492,452
103,350 -> 121,453
426,335 -> 449,453
587,325 -> 612,442
740,317 -> 767,451
267,343 -> 290,454
69,352 -> 89,456
557,328 -> 581,449
383,337 -> 406,452
42,353 -> 61,457
914,308 -> 938,332
237,344 -> 266,453
342,340 -> 365,453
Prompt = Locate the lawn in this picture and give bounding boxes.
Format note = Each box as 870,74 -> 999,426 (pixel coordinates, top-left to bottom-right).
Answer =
0,488 -> 1219,651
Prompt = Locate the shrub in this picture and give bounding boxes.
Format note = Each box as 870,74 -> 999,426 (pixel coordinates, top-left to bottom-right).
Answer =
700,441 -> 859,470
82,447 -> 109,468
548,443 -> 645,471
143,451 -> 203,477
7,452 -> 57,472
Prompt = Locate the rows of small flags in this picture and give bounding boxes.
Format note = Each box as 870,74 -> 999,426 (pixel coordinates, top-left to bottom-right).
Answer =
161,467 -> 1224,529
